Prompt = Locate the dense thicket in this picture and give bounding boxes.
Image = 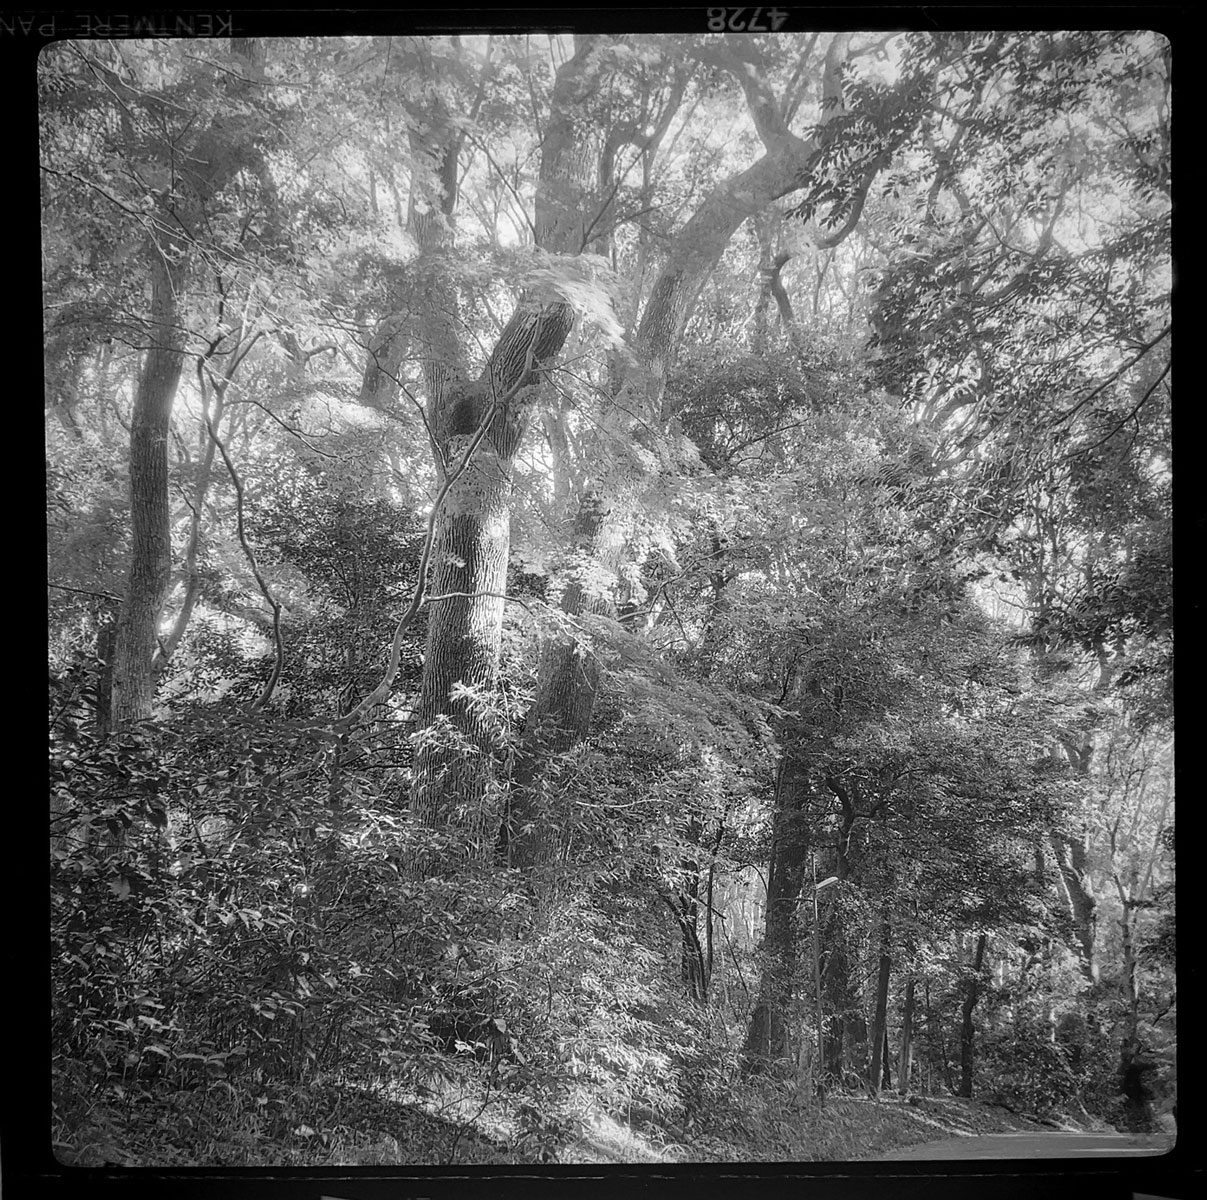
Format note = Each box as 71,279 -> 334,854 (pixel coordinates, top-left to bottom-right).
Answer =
45,30 -> 1172,1166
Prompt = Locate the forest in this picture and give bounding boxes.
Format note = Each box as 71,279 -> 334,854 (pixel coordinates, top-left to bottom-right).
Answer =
43,29 -> 1174,1168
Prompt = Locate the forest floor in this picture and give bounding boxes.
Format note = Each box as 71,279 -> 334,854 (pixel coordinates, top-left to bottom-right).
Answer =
56,1070 -> 1166,1167
559,1092 -> 1123,1164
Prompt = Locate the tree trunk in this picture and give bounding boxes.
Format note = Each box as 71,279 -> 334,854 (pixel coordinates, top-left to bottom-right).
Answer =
868,916 -> 892,1093
154,371 -> 230,675
661,876 -> 709,1006
818,781 -> 865,1086
741,765 -> 809,1074
109,36 -> 263,728
411,307 -> 573,853
925,979 -> 954,1094
958,932 -> 988,1098
679,864 -> 705,1002
406,39 -> 593,855
897,976 -> 916,1094
822,923 -> 869,1087
1053,722 -> 1100,986
1050,830 -> 1098,983
751,211 -> 797,355
410,446 -> 512,850
94,617 -> 117,736
110,251 -> 187,727
1116,851 -> 1163,1130
358,311 -> 410,411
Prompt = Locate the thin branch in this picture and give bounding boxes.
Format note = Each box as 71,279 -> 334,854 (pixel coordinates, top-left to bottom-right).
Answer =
1058,361 -> 1170,463
223,393 -> 341,458
206,415 -> 284,713
424,590 -> 534,614
1053,324 -> 1171,427
48,582 -> 122,605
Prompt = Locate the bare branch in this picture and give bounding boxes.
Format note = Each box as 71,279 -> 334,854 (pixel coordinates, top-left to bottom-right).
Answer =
206,415 -> 285,713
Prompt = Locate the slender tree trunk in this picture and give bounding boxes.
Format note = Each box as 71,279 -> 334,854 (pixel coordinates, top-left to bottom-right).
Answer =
661,875 -> 709,1006
741,765 -> 810,1074
154,371 -> 229,674
94,617 -> 117,736
358,311 -> 410,411
958,932 -> 988,1098
897,976 -> 916,1095
868,915 -> 892,1093
925,979 -> 953,1094
704,818 -> 723,989
679,863 -> 704,1000
108,36 -> 264,729
751,211 -> 798,354
110,251 -> 187,727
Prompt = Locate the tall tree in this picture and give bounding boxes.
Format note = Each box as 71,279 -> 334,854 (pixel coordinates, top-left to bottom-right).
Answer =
509,33 -> 896,873
405,36 -> 598,855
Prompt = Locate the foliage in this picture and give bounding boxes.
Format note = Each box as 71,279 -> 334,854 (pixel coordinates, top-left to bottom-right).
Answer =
44,29 -> 1171,1166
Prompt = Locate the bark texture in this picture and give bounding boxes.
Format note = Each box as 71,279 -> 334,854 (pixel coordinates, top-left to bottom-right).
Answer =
1051,829 -> 1098,982
741,766 -> 810,1073
897,976 -> 916,1094
403,43 -> 583,851
868,916 -> 892,1092
108,36 -> 265,728
958,932 -> 989,1098
110,251 -> 187,727
411,307 -> 573,852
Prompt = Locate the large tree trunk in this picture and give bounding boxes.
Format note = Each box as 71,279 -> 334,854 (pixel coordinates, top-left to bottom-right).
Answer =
110,251 -> 187,728
1050,830 -> 1098,982
958,932 -> 988,1098
403,42 -> 586,849
741,765 -> 810,1074
406,38 -> 595,855
493,34 -> 618,870
411,306 -> 573,852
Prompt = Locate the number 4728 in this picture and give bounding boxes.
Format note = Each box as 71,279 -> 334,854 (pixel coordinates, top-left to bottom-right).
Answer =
707,7 -> 789,32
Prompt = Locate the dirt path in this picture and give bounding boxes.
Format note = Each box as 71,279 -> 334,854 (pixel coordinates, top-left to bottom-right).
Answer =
873,1131 -> 1173,1160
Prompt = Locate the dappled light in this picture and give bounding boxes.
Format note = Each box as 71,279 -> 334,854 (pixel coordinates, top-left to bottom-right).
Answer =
44,24 -> 1172,1174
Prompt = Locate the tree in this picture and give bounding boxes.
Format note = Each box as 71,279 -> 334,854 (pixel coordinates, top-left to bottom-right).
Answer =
43,29 -> 1172,1167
